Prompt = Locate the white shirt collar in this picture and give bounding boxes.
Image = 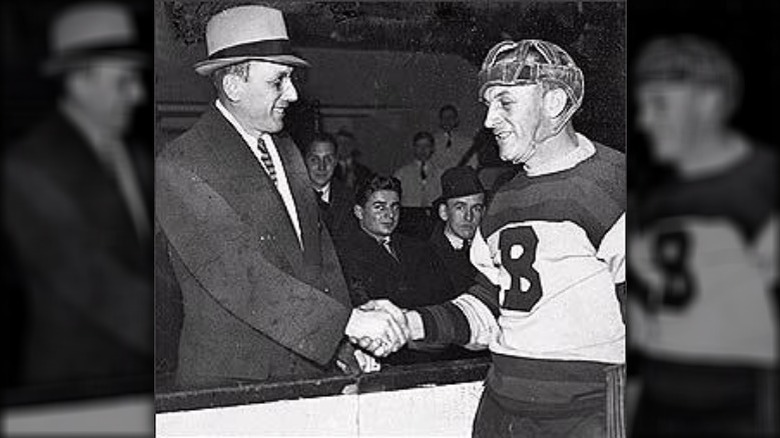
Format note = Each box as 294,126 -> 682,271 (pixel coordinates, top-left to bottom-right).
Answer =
215,99 -> 267,147
525,132 -> 596,177
444,227 -> 465,250
316,182 -> 332,203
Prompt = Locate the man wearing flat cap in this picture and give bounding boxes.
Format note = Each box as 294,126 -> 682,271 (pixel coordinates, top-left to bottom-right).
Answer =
2,1 -> 152,394
156,5 -> 408,386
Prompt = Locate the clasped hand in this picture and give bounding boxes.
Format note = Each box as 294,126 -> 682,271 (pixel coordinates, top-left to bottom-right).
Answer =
344,299 -> 410,357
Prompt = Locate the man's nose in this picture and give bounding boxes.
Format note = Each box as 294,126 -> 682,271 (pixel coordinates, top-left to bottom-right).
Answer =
484,103 -> 499,129
283,78 -> 298,103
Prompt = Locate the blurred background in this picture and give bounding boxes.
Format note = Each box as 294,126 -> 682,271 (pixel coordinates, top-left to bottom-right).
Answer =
627,0 -> 778,436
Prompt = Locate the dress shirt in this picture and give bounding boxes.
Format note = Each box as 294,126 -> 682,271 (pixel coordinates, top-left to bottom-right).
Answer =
216,100 -> 302,247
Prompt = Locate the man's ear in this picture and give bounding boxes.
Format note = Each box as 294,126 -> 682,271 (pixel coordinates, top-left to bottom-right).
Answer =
222,73 -> 243,102
353,205 -> 364,221
438,203 -> 449,222
542,88 -> 568,119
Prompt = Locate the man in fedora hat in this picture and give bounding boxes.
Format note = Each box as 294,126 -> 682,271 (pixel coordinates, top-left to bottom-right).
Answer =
430,166 -> 486,295
402,39 -> 626,436
2,1 -> 152,394
155,5 -> 408,385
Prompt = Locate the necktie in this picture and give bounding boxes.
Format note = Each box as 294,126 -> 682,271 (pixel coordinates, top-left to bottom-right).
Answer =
420,161 -> 427,181
461,239 -> 471,253
445,132 -> 453,149
256,137 -> 277,185
314,189 -> 328,210
381,238 -> 399,262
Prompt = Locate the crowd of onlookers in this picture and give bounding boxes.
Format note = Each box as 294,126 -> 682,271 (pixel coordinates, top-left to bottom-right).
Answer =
300,104 -> 513,365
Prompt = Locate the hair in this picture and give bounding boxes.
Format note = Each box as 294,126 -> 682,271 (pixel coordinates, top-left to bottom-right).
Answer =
439,104 -> 458,118
412,131 -> 434,146
305,132 -> 339,156
355,175 -> 402,207
212,61 -> 252,98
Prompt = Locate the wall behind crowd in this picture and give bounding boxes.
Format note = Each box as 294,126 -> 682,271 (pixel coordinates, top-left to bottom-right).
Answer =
155,1 -> 625,175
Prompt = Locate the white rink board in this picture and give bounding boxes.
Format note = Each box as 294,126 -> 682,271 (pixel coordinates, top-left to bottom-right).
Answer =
156,381 -> 484,437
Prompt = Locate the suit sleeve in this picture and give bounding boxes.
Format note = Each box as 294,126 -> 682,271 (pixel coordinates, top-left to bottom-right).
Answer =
156,160 -> 351,365
2,159 -> 152,355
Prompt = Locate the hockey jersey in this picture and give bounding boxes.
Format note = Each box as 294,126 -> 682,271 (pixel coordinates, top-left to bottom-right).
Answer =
629,144 -> 777,366
418,134 -> 626,365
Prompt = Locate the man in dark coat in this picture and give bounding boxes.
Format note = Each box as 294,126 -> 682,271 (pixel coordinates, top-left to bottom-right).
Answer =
2,2 -> 152,396
430,166 -> 487,295
336,175 -> 460,364
304,133 -> 358,244
155,5 -> 406,387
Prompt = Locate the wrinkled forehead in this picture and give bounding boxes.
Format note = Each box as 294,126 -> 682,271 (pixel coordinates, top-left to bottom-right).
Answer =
482,83 -> 539,103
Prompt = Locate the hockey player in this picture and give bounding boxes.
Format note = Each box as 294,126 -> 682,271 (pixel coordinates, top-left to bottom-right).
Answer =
629,35 -> 777,436
403,39 -> 626,437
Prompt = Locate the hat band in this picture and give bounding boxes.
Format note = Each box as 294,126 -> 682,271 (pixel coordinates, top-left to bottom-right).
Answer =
208,39 -> 292,60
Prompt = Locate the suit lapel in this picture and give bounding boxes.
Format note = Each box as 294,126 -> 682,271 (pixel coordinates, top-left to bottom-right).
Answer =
273,135 -> 322,268
193,108 -> 305,271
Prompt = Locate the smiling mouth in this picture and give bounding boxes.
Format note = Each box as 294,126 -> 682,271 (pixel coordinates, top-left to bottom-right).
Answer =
493,131 -> 512,141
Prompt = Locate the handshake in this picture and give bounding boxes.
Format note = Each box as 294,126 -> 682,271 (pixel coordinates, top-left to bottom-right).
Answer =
344,299 -> 424,357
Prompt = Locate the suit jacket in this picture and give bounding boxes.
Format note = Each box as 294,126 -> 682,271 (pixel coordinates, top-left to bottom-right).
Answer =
156,106 -> 353,386
317,179 -> 358,245
2,111 -> 152,390
337,227 -> 457,309
429,226 -> 479,295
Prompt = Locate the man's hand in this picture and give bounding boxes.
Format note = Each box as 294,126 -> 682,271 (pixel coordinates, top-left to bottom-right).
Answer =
345,305 -> 409,357
358,299 -> 410,339
354,349 -> 381,373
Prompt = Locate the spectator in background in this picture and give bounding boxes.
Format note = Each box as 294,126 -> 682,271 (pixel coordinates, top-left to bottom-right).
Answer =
432,104 -> 478,170
430,167 -> 486,295
629,35 -> 777,436
304,132 -> 357,243
393,131 -> 442,207
336,175 -> 458,365
333,128 -> 373,191
1,2 -> 152,393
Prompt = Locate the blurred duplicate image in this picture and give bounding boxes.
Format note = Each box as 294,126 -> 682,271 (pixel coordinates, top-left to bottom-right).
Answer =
627,1 -> 778,436
1,0 -> 153,408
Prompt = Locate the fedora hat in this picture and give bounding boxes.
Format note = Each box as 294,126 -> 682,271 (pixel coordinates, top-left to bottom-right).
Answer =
44,2 -> 145,75
194,5 -> 309,76
435,166 -> 485,206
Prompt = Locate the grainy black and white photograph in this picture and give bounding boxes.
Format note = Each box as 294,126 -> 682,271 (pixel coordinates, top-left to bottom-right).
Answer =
626,0 -> 778,437
1,0 -> 154,435
153,0 -> 626,436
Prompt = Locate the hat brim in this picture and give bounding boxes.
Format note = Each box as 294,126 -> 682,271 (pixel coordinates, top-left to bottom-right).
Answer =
194,54 -> 310,76
433,189 -> 486,208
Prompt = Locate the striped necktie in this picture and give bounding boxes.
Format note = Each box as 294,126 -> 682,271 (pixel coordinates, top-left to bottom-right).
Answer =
256,137 -> 277,185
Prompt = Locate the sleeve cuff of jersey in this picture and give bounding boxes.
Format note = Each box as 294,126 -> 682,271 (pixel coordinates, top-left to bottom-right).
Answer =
417,302 -> 471,345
